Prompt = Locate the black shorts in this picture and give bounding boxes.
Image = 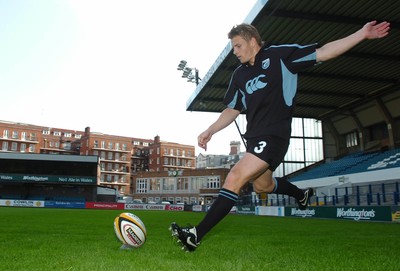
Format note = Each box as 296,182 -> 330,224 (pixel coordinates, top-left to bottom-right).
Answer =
246,136 -> 289,171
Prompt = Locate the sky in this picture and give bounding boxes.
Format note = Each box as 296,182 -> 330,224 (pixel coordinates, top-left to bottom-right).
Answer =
0,0 -> 256,155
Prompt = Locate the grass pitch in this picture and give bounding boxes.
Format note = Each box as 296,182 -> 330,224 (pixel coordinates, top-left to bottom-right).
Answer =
0,207 -> 398,271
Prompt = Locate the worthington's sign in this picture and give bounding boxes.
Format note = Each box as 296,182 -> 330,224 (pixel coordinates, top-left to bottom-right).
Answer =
286,206 -> 391,222
336,207 -> 375,221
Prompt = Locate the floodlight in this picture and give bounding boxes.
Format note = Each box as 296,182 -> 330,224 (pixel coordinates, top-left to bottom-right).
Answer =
177,60 -> 187,70
177,60 -> 201,85
182,67 -> 192,78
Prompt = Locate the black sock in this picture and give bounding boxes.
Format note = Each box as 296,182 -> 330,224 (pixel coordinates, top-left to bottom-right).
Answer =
196,188 -> 238,242
273,177 -> 304,201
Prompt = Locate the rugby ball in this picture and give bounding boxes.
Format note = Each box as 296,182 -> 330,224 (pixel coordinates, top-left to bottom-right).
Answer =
114,212 -> 147,248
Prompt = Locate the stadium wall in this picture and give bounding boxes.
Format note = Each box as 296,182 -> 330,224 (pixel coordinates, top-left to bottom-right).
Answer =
1,199 -> 398,223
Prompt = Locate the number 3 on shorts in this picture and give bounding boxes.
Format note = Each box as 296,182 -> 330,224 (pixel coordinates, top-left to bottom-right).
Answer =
254,141 -> 267,154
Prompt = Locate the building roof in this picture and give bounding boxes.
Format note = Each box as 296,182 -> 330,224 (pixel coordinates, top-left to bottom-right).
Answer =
0,152 -> 99,163
186,0 -> 400,122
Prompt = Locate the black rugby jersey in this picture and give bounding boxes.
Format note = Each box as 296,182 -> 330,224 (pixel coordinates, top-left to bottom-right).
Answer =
223,43 -> 317,141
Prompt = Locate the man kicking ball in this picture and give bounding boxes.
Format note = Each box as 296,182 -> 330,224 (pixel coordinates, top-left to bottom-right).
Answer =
171,20 -> 390,252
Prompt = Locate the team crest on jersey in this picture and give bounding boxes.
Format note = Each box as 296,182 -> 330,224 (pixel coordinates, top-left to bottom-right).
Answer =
262,58 -> 270,69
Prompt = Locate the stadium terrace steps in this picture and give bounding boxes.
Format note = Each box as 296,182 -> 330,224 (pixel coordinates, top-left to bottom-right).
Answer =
290,148 -> 400,182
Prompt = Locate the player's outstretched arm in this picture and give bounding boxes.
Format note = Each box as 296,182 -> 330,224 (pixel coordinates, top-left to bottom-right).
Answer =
316,21 -> 390,62
198,108 -> 240,151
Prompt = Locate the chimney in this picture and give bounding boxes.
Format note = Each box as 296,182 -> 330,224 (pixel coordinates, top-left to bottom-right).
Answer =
229,141 -> 241,155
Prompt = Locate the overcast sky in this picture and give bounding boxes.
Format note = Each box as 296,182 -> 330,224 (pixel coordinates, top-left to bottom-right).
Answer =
0,0 -> 256,155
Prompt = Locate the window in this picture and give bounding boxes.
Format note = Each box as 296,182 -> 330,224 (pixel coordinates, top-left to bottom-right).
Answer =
150,178 -> 161,191
304,118 -> 322,137
136,179 -> 148,193
62,142 -> 71,150
42,130 -> 50,135
143,142 -> 149,147
29,144 -> 35,152
2,141 -> 8,151
274,117 -> 323,177
94,140 -> 99,148
285,138 -> 304,162
64,133 -> 72,137
107,152 -> 113,160
20,143 -> 26,152
107,142 -> 113,149
21,132 -> 26,140
3,130 -> 9,138
163,178 -> 174,191
207,176 -> 220,189
176,177 -> 189,190
11,142 -> 18,151
122,143 -> 127,151
53,131 -> 61,136
74,134 -> 81,139
12,131 -> 18,139
133,141 -> 140,146
346,131 -> 358,148
120,176 -> 126,183
115,142 -> 120,150
101,141 -> 105,149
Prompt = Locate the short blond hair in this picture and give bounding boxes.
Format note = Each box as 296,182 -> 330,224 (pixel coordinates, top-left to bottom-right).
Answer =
228,24 -> 263,46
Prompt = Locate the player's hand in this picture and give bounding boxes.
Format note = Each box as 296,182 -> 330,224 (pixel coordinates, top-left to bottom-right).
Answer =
362,21 -> 390,40
198,130 -> 212,151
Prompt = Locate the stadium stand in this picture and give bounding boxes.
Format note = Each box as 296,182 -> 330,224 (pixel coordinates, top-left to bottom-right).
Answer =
289,148 -> 400,182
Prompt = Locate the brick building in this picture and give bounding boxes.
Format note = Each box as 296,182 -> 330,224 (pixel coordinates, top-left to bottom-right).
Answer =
131,168 -> 229,204
0,120 -> 84,155
79,126 -> 154,195
147,135 -> 196,172
0,120 -> 200,199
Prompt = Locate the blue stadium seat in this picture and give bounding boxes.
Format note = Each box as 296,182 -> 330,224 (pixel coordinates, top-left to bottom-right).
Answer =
290,148 -> 400,181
